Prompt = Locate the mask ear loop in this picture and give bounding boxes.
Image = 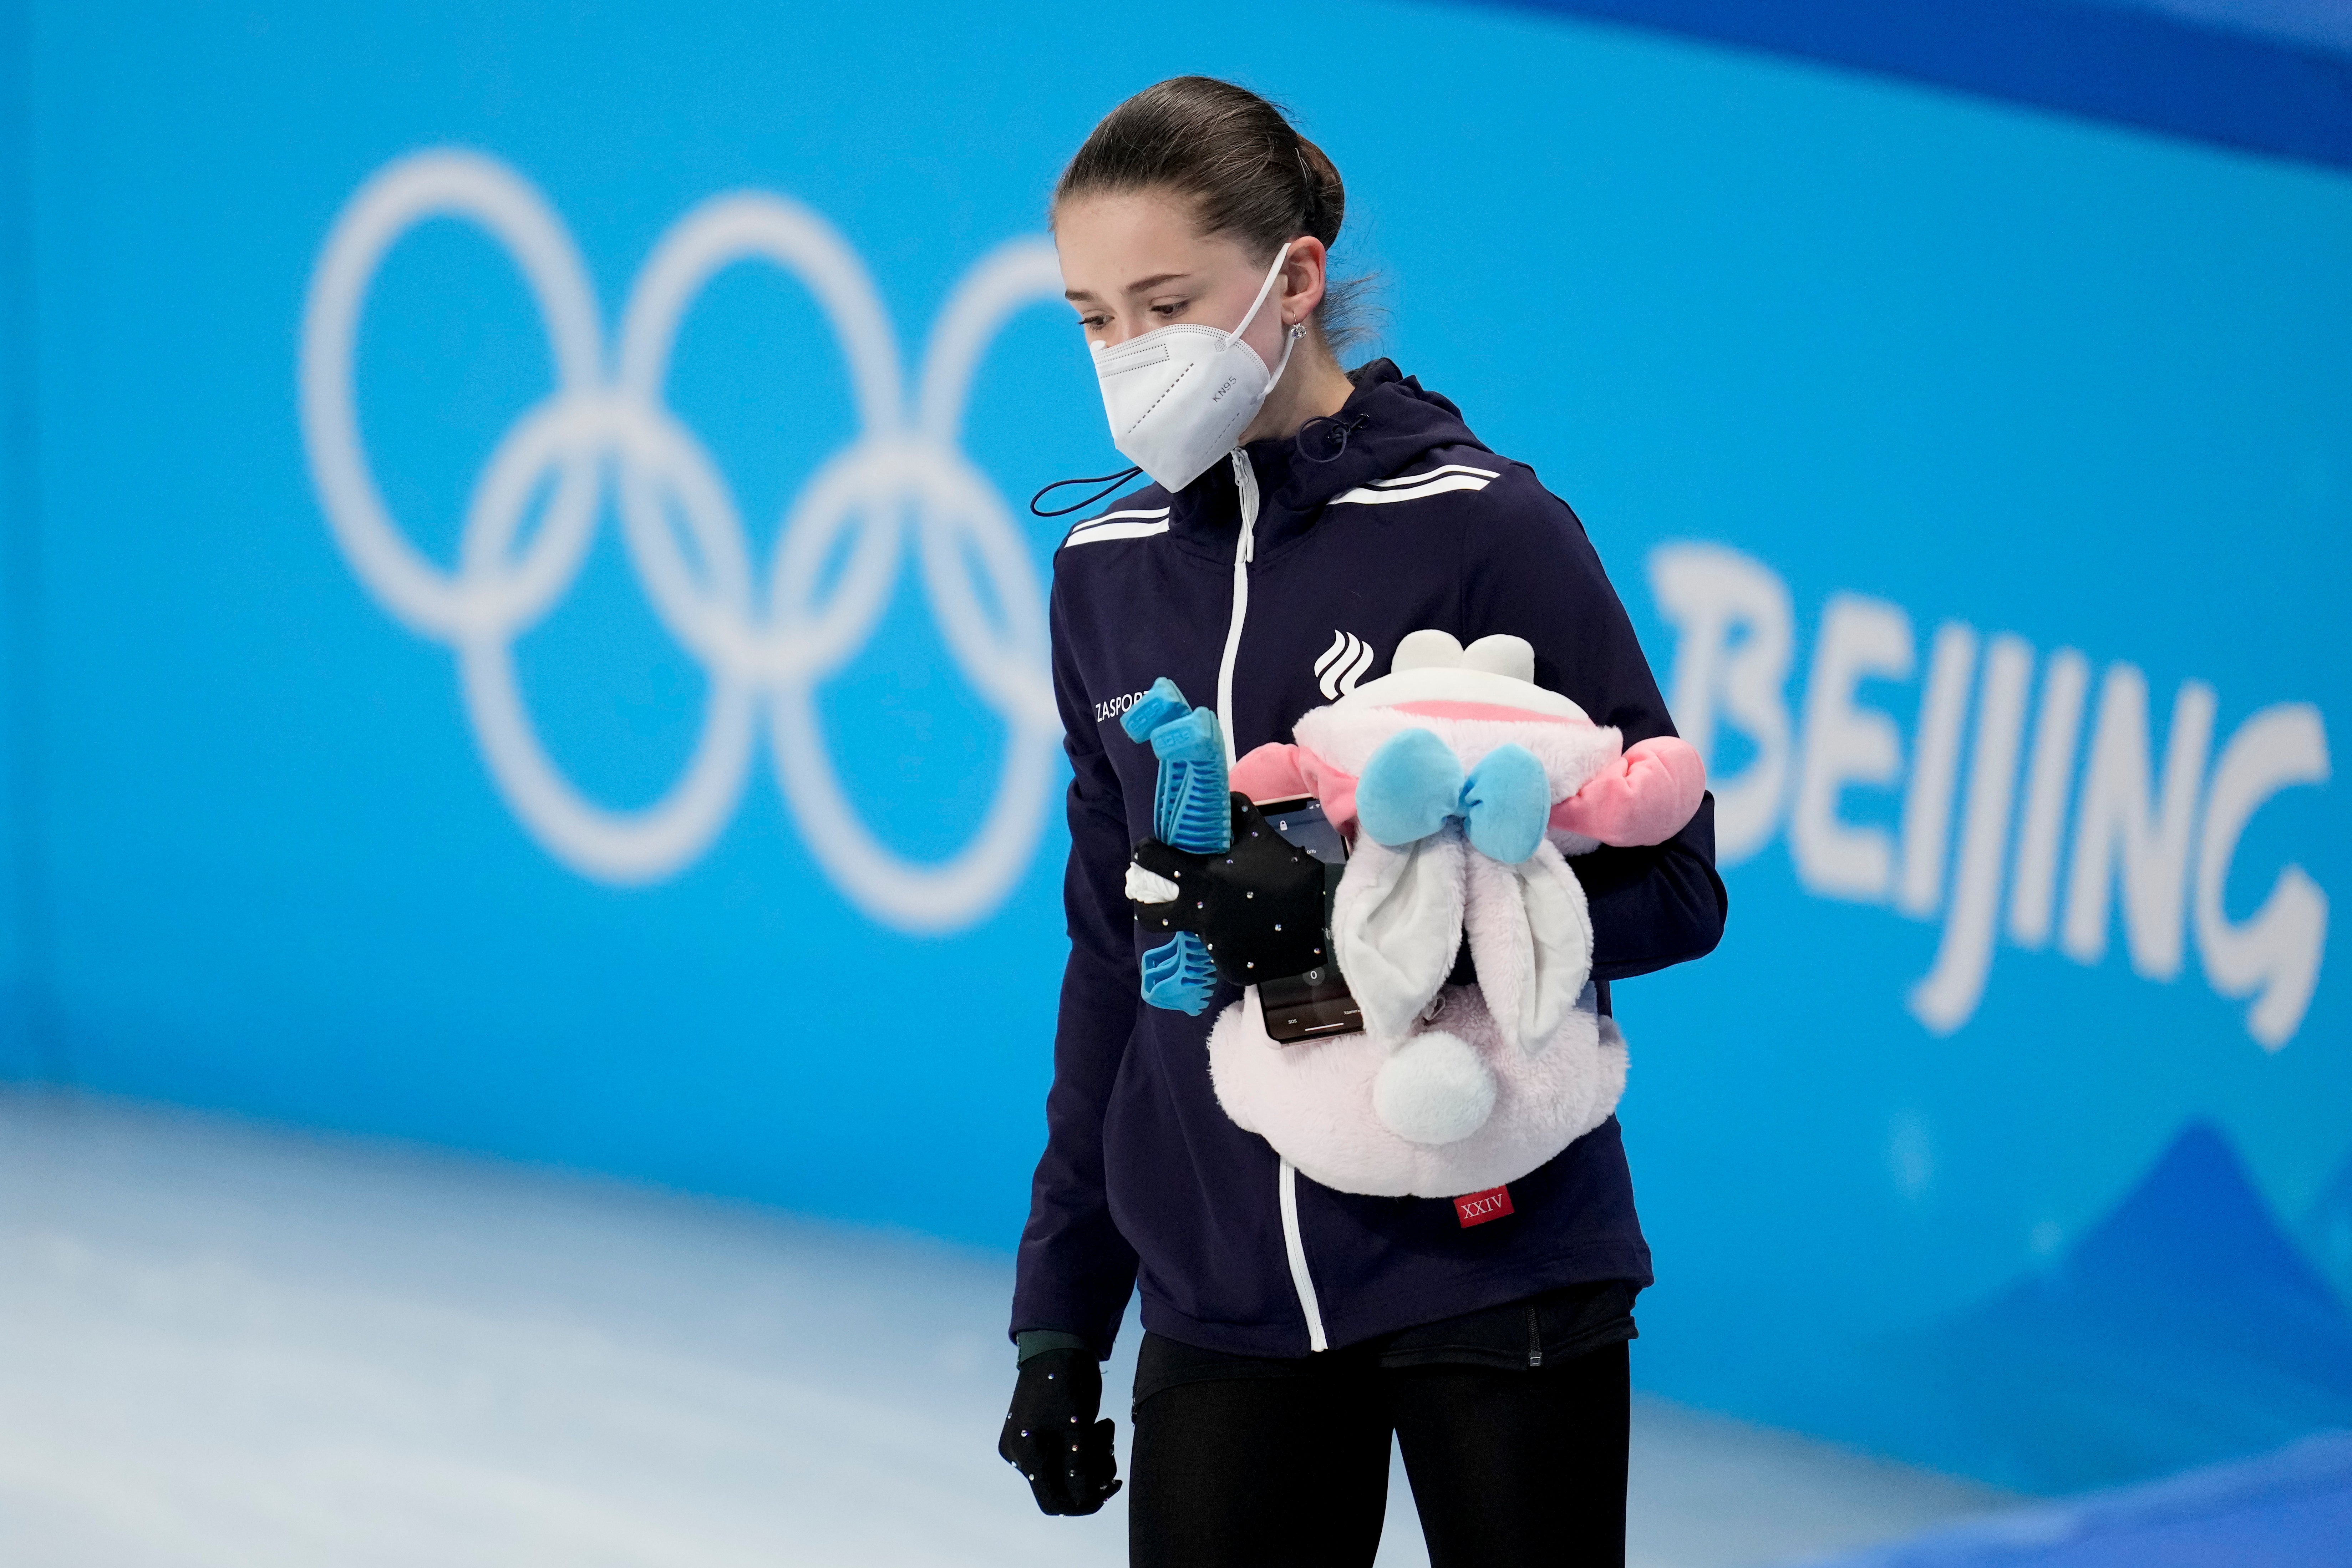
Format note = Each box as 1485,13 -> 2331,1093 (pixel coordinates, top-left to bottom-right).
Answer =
1030,465 -> 1143,517
1222,241 -> 1298,350
1228,243 -> 1311,411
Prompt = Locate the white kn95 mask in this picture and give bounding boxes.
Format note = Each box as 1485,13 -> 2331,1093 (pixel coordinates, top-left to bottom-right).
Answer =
1091,242 -> 1307,493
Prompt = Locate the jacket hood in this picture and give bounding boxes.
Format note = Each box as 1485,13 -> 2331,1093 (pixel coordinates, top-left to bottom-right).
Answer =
1165,359 -> 1487,560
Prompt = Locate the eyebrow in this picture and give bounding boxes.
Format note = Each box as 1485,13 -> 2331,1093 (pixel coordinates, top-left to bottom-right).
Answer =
1063,271 -> 1195,303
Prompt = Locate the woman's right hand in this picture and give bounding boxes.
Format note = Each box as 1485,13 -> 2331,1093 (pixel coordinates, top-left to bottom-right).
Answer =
999,1348 -> 1122,1516
1128,795 -> 1330,986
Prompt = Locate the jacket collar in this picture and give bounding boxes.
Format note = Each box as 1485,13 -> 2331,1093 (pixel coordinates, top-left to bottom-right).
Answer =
1163,360 -> 1485,562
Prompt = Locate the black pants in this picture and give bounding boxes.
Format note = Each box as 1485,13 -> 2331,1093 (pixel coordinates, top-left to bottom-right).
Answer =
1128,1308 -> 1631,1568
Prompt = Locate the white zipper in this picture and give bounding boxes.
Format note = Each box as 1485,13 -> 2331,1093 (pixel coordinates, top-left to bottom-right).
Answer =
1213,451 -> 1255,772
1279,1158 -> 1329,1351
1218,447 -> 1329,1354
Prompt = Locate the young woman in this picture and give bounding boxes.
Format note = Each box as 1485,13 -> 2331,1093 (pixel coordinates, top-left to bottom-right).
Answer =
999,77 -> 1726,1568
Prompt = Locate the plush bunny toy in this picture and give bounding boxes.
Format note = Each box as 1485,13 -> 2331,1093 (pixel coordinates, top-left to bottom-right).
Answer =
1214,629 -> 1704,1199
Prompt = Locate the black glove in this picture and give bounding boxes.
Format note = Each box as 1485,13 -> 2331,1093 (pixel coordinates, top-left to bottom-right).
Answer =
1130,794 -> 1329,986
999,1348 -> 1121,1516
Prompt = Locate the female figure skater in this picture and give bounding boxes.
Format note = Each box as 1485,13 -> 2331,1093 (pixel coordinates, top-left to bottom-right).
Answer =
1000,76 -> 1726,1567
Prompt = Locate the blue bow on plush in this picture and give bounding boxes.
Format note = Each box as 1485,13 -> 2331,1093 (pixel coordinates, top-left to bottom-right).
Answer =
1355,730 -> 1551,864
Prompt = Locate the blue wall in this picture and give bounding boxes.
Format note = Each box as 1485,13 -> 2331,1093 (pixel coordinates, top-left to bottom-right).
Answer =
2,0 -> 2346,1494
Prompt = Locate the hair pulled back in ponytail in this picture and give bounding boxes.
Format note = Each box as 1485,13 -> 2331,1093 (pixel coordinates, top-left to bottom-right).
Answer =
1055,77 -> 1375,359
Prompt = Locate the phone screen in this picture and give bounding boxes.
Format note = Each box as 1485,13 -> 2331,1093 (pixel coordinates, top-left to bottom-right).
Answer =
1260,797 -> 1348,866
1253,797 -> 1363,1043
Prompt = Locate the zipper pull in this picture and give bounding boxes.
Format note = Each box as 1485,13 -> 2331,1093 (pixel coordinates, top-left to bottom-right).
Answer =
1230,451 -> 1257,562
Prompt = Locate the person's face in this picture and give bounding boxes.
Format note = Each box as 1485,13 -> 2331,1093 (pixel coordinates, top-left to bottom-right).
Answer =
1054,189 -> 1322,374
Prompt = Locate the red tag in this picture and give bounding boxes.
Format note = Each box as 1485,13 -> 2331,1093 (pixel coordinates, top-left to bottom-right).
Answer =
1453,1186 -> 1514,1227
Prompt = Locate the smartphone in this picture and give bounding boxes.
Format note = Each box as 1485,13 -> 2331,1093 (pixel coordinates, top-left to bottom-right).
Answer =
1253,796 -> 1364,1043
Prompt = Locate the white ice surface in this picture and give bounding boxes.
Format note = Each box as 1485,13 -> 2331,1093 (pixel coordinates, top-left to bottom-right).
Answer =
0,1090 -> 2011,1567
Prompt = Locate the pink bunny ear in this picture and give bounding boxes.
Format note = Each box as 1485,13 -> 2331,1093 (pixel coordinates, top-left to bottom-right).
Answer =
1234,742 -> 1361,837
1232,743 -> 1310,802
1547,736 -> 1706,847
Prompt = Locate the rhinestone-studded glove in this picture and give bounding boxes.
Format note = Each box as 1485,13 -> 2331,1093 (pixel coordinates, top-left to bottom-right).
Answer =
999,1348 -> 1121,1516
1129,794 -> 1330,986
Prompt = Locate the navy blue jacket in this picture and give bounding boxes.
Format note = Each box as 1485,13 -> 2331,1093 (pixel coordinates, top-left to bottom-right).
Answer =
1013,361 -> 1726,1360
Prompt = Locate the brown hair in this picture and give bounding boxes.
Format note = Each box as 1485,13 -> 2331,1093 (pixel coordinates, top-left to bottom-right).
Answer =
1054,76 -> 1373,357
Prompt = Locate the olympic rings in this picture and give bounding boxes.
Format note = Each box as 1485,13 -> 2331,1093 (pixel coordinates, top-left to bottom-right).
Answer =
298,148 -> 1063,931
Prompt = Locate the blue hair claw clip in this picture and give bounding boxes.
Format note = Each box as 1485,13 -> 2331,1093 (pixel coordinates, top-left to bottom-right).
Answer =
1122,678 -> 1230,1015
